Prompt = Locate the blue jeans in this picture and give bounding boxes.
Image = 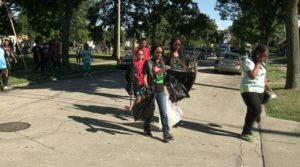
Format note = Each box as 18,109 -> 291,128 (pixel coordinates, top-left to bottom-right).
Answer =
83,62 -> 91,73
144,91 -> 169,135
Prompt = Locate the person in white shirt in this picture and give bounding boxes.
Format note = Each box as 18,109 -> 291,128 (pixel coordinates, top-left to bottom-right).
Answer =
240,45 -> 276,142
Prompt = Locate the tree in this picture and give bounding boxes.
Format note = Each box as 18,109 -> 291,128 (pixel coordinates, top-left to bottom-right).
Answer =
70,1 -> 90,44
216,0 -> 284,45
284,0 -> 300,89
8,0 -> 84,68
230,13 -> 260,45
217,0 -> 299,89
57,0 -> 83,67
0,3 -> 15,35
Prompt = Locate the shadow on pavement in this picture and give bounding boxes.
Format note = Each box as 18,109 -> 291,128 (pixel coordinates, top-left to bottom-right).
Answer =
255,127 -> 300,138
16,71 -> 128,99
180,120 -> 240,139
208,121 -> 300,138
194,83 -> 239,91
68,116 -> 165,142
68,116 -> 141,135
74,104 -> 132,121
198,68 -> 217,74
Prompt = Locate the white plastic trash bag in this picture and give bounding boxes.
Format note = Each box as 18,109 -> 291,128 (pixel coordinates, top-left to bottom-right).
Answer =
158,96 -> 183,129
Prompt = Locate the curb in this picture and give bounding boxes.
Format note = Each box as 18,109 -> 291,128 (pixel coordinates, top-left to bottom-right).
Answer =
259,105 -> 267,167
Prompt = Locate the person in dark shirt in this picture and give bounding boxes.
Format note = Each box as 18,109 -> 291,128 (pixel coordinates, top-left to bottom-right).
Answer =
143,45 -> 174,143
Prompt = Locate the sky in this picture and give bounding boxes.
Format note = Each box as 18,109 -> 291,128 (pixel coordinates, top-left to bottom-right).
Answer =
195,0 -> 232,30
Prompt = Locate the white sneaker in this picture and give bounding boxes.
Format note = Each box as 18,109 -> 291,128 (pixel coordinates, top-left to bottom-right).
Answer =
3,86 -> 9,90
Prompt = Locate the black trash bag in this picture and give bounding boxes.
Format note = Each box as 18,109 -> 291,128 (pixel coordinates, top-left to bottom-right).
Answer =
131,92 -> 155,121
169,68 -> 196,92
262,91 -> 271,104
168,77 -> 189,102
167,68 -> 196,102
124,64 -> 135,95
125,83 -> 133,96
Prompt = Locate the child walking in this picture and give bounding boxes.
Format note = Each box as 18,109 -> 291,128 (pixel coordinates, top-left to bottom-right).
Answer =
81,43 -> 93,77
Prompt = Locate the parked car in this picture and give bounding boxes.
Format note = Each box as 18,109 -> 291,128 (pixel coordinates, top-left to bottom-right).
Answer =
216,48 -> 227,58
214,52 -> 242,74
231,49 -> 252,61
119,51 -> 133,69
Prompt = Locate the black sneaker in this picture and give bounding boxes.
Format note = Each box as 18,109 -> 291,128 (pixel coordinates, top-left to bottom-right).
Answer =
143,131 -> 152,137
163,137 -> 169,143
163,134 -> 174,142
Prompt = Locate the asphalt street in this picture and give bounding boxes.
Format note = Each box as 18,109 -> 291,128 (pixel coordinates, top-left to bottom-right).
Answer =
0,58 -> 299,167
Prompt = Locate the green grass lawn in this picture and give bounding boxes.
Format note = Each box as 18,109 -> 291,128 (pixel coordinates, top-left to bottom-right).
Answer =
265,64 -> 300,122
268,53 -> 287,64
8,53 -> 118,86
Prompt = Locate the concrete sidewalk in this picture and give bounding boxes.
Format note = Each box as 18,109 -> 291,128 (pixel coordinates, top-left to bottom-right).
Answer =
260,112 -> 300,167
0,66 -> 299,167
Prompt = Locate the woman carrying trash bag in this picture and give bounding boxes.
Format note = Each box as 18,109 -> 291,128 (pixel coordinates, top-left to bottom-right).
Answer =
240,45 -> 276,142
143,45 -> 174,143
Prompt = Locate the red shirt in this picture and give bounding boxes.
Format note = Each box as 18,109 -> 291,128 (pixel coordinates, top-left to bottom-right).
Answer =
4,46 -> 12,58
134,59 -> 145,86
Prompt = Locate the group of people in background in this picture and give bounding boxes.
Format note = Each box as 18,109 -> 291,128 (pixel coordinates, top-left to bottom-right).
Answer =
31,39 -> 61,74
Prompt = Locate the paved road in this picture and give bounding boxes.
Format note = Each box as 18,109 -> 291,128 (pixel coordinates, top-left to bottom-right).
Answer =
0,58 -> 297,167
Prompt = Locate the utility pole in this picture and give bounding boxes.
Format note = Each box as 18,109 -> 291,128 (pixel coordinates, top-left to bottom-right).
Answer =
117,0 -> 121,64
4,0 -> 28,70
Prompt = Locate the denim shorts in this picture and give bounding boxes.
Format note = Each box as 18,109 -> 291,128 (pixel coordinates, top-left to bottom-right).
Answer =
134,85 -> 143,96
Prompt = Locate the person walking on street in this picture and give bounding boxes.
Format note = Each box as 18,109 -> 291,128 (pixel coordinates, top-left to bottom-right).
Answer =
32,39 -> 42,73
76,46 -> 82,65
164,38 -> 186,69
125,49 -> 146,111
3,39 -> 17,84
240,45 -> 276,142
81,43 -> 93,77
0,46 -> 8,91
49,40 -> 61,71
143,45 -> 174,143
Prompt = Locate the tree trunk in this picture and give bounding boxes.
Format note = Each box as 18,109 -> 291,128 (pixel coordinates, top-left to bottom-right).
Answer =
58,0 -> 73,69
259,23 -> 269,46
112,0 -> 118,60
284,0 -> 300,89
150,22 -> 157,54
